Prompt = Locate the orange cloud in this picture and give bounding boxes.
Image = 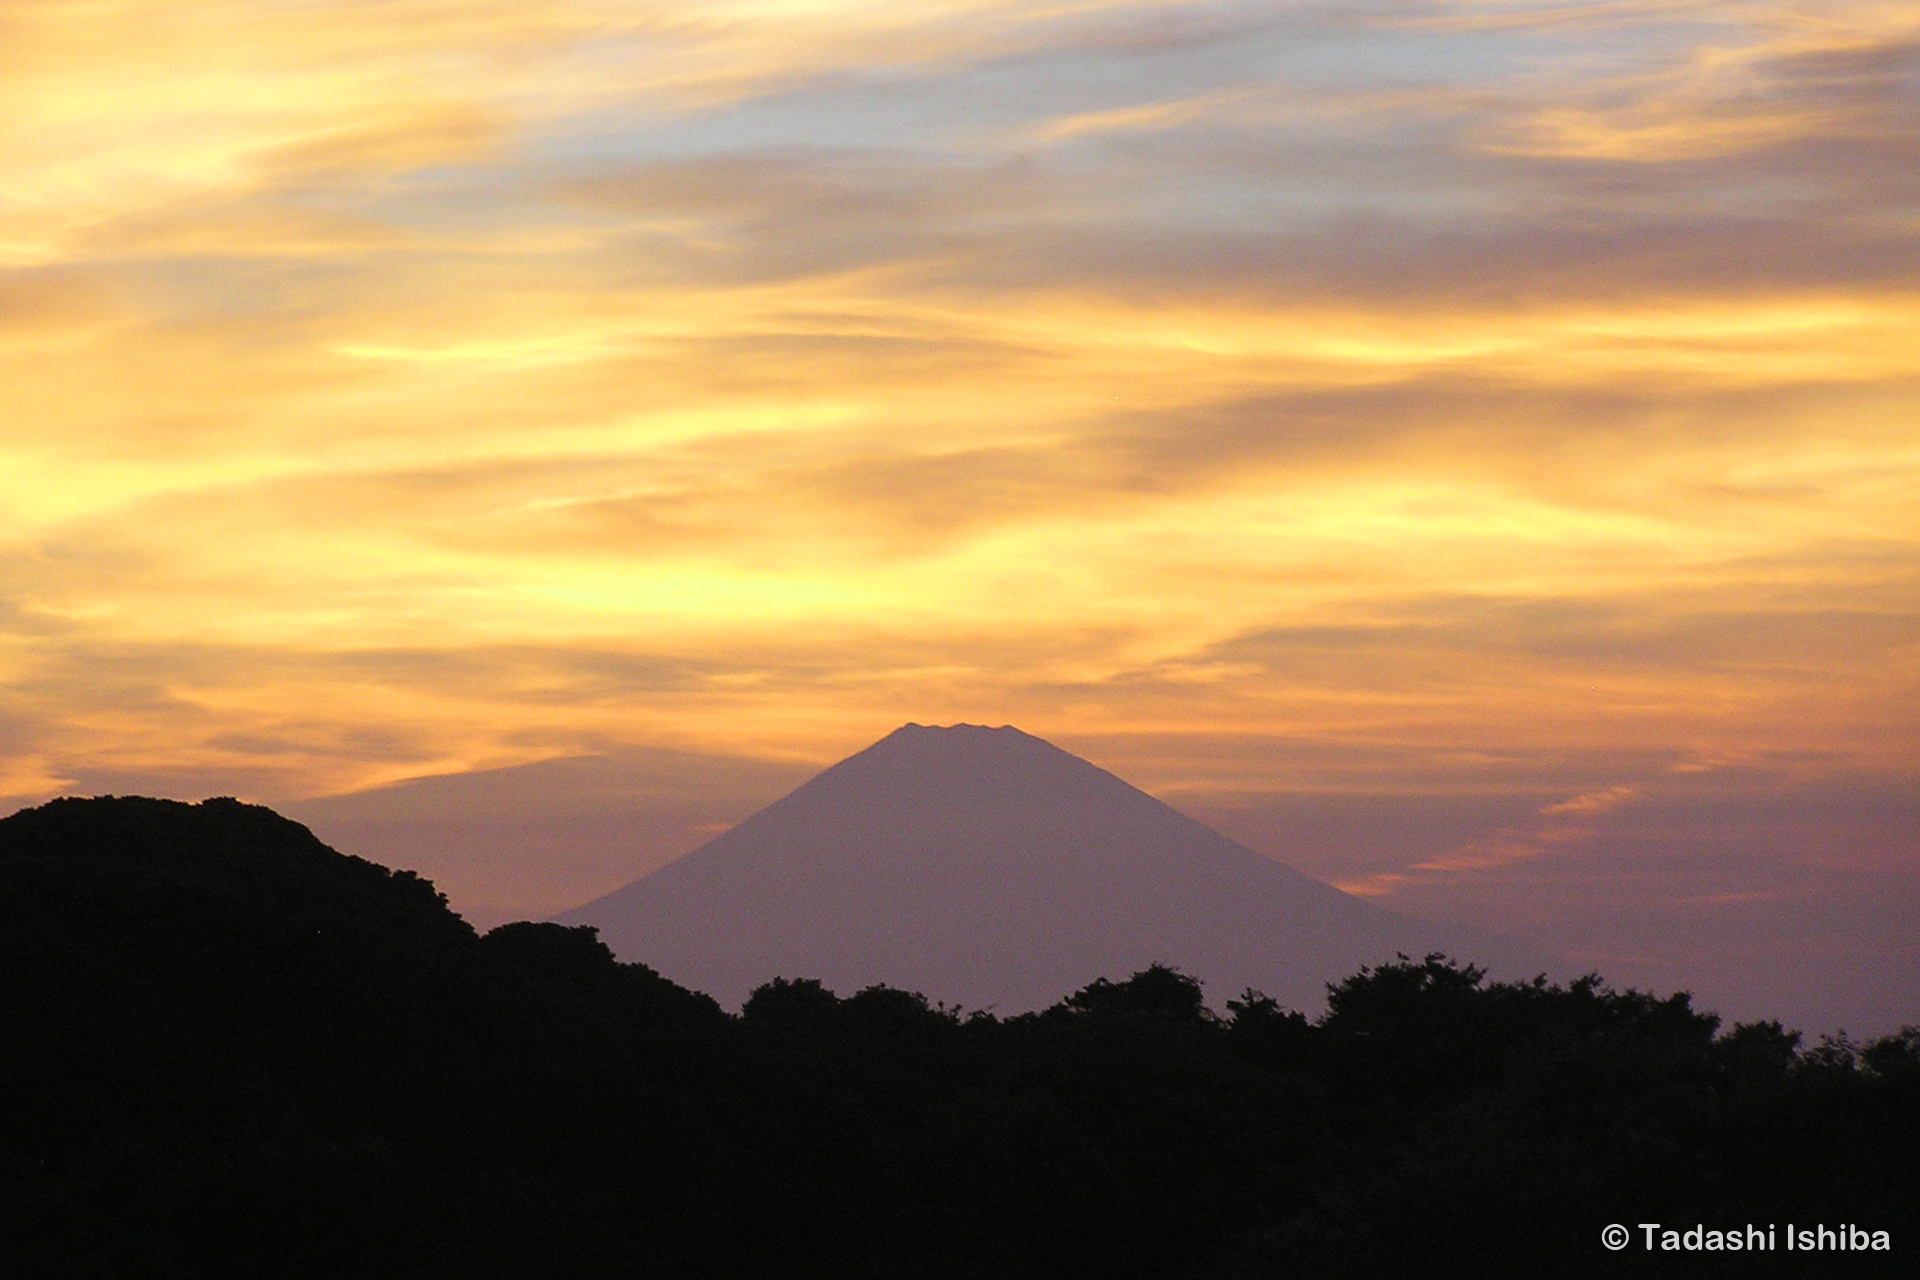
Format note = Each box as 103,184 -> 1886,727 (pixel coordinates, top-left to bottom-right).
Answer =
0,0 -> 1913,827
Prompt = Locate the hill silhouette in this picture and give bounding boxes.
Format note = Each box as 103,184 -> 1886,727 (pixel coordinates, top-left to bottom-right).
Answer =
4,794 -> 1914,1278
0,796 -> 725,1278
561,723 -> 1558,1010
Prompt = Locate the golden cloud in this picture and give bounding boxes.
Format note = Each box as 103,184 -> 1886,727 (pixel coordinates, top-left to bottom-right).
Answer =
0,0 -> 1913,858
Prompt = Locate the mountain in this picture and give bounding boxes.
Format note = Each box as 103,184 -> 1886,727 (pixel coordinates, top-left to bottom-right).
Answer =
560,723 -> 1559,1011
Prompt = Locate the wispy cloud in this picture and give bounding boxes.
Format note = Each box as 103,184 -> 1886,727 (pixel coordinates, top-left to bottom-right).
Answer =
0,2 -> 1913,962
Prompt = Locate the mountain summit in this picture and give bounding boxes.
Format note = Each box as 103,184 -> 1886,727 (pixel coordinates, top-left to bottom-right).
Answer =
560,724 -> 1555,1010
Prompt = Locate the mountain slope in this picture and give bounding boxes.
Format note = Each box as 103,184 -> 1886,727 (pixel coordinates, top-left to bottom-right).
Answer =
561,724 -> 1558,1011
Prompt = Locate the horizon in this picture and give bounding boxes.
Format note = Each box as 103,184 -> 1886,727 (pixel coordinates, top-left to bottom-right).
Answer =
12,717 -> 1904,1037
3,4 -> 1915,1038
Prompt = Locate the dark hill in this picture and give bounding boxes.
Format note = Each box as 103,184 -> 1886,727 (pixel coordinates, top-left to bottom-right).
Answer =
1,795 -> 476,1037
0,796 -> 725,1278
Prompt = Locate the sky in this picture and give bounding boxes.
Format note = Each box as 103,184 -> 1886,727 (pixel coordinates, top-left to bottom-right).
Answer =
3,1 -> 1915,1031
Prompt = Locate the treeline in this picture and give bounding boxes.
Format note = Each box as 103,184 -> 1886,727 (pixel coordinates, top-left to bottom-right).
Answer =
2,797 -> 1913,1278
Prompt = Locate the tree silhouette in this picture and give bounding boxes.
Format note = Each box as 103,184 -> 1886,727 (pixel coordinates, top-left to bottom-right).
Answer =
1064,962 -> 1214,1021
4,796 -> 1915,1279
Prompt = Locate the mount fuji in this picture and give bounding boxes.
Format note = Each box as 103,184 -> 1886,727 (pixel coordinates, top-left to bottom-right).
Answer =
559,724 -> 1558,1012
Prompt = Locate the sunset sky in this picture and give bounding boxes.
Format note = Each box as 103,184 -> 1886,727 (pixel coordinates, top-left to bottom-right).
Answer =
3,1 -> 1915,1030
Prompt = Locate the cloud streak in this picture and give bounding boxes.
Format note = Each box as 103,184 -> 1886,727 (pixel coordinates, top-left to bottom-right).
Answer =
0,1 -> 1914,1024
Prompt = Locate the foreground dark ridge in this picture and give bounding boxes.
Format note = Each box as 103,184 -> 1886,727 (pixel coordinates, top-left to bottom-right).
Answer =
3,797 -> 1914,1279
